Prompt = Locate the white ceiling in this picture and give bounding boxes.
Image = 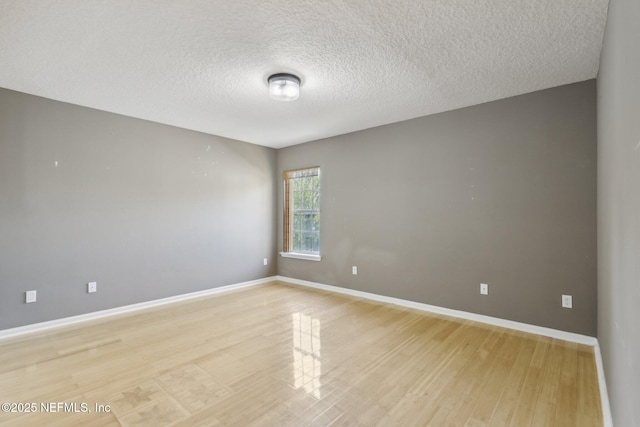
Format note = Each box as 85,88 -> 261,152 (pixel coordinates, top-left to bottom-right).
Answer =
0,0 -> 609,149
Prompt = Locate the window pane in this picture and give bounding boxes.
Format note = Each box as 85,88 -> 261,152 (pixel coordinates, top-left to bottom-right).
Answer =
307,176 -> 315,191
284,167 -> 320,255
302,232 -> 314,252
293,190 -> 303,210
303,192 -> 308,209
293,177 -> 303,191
303,214 -> 313,231
294,214 -> 302,232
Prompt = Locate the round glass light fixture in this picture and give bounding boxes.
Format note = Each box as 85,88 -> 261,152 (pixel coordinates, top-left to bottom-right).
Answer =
268,73 -> 300,101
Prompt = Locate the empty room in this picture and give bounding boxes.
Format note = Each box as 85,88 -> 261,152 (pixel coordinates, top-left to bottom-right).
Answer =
0,0 -> 638,426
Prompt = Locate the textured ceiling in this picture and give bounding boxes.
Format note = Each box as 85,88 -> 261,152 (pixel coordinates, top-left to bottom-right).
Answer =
0,0 -> 609,148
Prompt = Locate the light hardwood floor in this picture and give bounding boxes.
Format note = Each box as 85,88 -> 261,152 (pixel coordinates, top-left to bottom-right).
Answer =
0,281 -> 602,426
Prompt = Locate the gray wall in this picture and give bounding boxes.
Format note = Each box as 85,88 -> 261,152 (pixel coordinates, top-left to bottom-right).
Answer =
597,0 -> 640,424
278,81 -> 597,336
0,88 -> 277,330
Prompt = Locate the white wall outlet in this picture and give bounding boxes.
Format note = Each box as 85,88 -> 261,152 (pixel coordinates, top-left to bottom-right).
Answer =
352,266 -> 358,275
263,258 -> 268,266
562,294 -> 573,308
88,282 -> 97,293
25,290 -> 37,303
480,283 -> 489,295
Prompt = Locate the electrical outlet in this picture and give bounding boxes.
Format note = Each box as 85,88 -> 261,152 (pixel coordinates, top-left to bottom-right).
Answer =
25,290 -> 37,303
263,258 -> 268,266
352,266 -> 358,275
88,282 -> 97,293
562,294 -> 572,308
480,283 -> 489,295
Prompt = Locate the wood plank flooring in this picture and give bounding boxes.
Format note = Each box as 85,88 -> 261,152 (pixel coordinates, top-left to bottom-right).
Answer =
0,281 -> 603,426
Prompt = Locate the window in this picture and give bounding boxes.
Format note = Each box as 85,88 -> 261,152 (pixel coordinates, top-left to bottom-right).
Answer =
281,167 -> 321,261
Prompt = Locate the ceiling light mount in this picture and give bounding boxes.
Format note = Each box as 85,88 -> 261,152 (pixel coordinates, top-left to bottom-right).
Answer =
268,73 -> 300,101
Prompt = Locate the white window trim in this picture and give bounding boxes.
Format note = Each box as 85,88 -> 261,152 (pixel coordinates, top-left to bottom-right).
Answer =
280,252 -> 322,262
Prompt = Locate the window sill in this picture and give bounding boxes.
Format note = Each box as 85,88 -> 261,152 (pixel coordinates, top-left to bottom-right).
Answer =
279,252 -> 322,262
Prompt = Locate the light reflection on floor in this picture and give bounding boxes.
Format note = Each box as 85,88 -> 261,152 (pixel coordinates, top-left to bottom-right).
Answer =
291,312 -> 322,399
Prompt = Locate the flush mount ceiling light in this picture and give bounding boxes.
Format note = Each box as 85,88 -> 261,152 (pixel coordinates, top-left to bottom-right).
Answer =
268,73 -> 300,101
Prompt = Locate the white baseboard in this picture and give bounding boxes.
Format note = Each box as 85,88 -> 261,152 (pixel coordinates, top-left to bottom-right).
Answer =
276,275 -> 612,426
0,276 -> 276,341
593,342 -> 614,427
276,275 -> 597,345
